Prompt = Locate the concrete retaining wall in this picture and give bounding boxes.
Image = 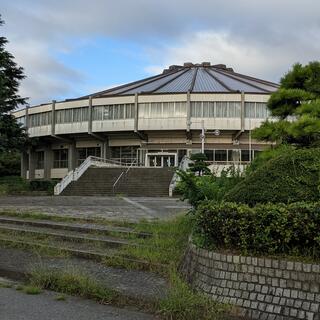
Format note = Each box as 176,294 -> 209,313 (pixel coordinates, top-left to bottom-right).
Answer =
181,242 -> 320,320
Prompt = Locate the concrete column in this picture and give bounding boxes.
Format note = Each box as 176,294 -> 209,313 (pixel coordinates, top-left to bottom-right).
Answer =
28,148 -> 36,180
186,90 -> 191,132
134,93 -> 138,132
25,106 -> 30,133
241,91 -> 245,132
68,142 -> 77,171
102,140 -> 111,159
21,152 -> 28,179
51,100 -> 56,136
44,146 -> 53,179
88,96 -> 93,134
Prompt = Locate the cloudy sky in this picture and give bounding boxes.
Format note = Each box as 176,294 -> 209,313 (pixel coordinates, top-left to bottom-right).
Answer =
2,0 -> 320,105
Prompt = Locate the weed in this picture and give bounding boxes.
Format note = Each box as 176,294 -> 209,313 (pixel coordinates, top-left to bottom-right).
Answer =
0,282 -> 12,288
29,267 -> 116,304
55,294 -> 66,301
159,270 -> 228,320
22,285 -> 42,295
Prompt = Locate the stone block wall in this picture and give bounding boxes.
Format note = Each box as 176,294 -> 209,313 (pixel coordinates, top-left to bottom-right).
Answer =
181,243 -> 320,320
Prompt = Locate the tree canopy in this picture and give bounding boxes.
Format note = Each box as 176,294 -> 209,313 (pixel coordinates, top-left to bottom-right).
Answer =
253,62 -> 320,147
0,16 -> 28,153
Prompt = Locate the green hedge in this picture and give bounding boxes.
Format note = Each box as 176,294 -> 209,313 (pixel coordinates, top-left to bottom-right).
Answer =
224,148 -> 320,205
194,201 -> 320,258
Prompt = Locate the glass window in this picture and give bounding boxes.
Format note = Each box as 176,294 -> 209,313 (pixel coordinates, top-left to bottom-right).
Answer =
151,103 -> 162,117
191,102 -> 202,117
77,147 -> 101,165
163,102 -> 175,117
203,102 -> 214,117
29,112 -> 52,127
175,102 -> 186,117
256,102 -> 268,119
125,104 -> 135,118
214,150 -> 227,162
245,102 -> 256,118
228,102 -> 241,118
204,150 -> 214,161
241,150 -> 250,162
36,151 -> 44,169
110,146 -> 138,164
93,106 -> 103,120
216,102 -> 228,117
53,149 -> 68,168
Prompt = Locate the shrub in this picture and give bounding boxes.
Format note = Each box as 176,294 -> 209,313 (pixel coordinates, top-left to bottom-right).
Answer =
0,176 -> 30,195
176,167 -> 242,208
225,148 -> 320,205
29,180 -> 56,192
0,152 -> 21,176
194,201 -> 320,258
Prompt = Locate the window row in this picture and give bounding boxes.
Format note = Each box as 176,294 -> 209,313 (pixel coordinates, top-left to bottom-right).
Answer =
29,112 -> 52,127
56,107 -> 89,124
139,102 -> 186,118
244,102 -> 270,119
93,104 -> 135,121
110,146 -> 138,164
16,116 -> 26,126
203,149 -> 261,163
191,101 -> 241,118
25,101 -> 270,128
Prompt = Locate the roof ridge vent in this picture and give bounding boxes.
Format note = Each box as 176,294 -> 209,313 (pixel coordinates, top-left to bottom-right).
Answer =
213,64 -> 227,69
183,62 -> 194,67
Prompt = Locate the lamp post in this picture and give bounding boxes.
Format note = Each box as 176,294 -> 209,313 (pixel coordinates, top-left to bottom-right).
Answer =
196,119 -> 220,154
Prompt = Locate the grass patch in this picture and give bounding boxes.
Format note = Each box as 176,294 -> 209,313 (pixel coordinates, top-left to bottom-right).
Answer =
22,285 -> 42,295
0,210 -> 135,229
0,282 -> 12,288
159,270 -> 227,320
55,294 -> 66,301
104,214 -> 193,274
29,267 -> 117,304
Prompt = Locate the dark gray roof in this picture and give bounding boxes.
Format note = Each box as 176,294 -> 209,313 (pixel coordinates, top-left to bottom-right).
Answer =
82,63 -> 279,98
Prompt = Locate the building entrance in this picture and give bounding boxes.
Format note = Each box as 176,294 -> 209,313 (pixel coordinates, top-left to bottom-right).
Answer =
146,153 -> 178,167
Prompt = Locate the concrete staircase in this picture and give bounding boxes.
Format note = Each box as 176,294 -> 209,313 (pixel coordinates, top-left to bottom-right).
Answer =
61,167 -> 174,196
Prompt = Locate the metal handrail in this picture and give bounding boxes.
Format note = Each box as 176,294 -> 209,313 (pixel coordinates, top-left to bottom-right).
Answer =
54,156 -> 128,195
112,159 -> 137,193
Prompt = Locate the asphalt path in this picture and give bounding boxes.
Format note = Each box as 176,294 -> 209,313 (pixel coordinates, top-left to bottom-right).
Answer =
0,287 -> 156,320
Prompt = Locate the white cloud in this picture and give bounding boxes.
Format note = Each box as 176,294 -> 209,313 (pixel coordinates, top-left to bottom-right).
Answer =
144,30 -> 320,83
2,0 -> 320,104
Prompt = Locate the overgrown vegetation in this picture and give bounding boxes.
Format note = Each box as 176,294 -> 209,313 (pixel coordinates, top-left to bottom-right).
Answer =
176,166 -> 242,208
105,215 -> 193,274
159,270 -> 227,320
225,148 -> 320,205
0,176 -> 57,195
194,201 -> 320,259
30,268 -> 117,303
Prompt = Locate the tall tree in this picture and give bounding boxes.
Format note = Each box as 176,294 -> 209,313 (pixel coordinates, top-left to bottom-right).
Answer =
0,16 -> 28,153
253,62 -> 320,147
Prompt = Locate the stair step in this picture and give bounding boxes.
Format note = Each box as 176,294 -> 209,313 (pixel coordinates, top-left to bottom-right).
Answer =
0,216 -> 152,238
0,223 -> 138,248
61,167 -> 174,196
0,237 -> 164,271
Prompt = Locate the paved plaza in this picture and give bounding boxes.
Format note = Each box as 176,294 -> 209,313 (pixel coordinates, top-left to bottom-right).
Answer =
0,196 -> 190,221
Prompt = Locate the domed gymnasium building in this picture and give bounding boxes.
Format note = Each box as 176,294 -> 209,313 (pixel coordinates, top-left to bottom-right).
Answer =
13,62 -> 278,195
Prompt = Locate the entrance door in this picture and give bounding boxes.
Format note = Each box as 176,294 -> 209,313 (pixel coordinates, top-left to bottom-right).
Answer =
146,153 -> 177,167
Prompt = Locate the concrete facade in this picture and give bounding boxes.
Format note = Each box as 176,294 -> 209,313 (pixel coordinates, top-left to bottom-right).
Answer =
13,63 -> 278,180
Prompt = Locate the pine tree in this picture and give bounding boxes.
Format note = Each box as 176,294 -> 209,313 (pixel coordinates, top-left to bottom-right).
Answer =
0,16 -> 28,153
253,62 -> 320,147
